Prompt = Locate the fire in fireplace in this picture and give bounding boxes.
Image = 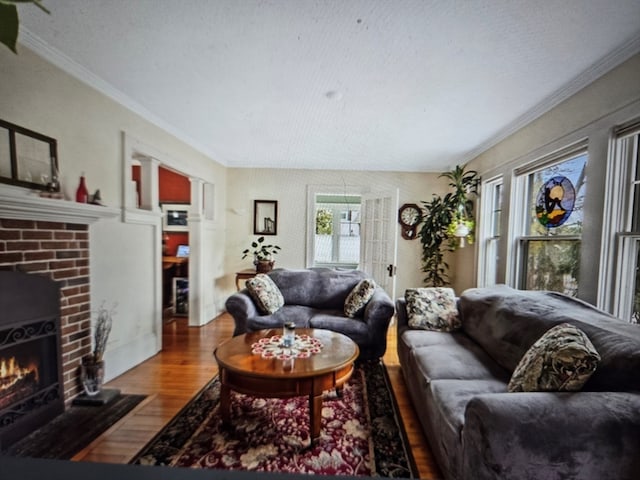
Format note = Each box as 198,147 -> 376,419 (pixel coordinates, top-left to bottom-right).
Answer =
0,355 -> 40,410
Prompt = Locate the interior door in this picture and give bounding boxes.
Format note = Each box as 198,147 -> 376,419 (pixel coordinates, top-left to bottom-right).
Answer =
360,189 -> 399,299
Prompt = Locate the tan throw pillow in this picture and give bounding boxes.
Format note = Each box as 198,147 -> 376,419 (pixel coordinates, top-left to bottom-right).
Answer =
508,323 -> 600,392
344,279 -> 377,318
245,274 -> 284,315
405,287 -> 460,331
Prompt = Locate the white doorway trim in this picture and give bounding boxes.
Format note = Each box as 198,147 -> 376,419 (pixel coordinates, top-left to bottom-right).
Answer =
305,184 -> 367,268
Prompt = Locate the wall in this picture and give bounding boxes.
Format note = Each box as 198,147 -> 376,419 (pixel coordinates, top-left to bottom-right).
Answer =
224,167 -> 449,300
0,46 -> 227,382
464,52 -> 640,304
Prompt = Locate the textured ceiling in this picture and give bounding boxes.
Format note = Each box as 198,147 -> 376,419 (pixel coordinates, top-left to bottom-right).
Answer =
17,0 -> 640,172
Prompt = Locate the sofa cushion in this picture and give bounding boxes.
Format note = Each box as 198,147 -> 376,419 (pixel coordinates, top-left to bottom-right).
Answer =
425,379 -> 508,479
245,274 -> 284,314
399,330 -> 485,357
268,268 -> 366,309
344,278 -> 376,318
460,286 -> 640,391
508,323 -> 600,392
246,305 -> 315,331
412,344 -> 510,384
309,312 -> 370,345
405,287 -> 461,332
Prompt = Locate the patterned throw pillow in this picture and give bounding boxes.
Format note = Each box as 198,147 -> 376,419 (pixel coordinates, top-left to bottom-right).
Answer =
508,323 -> 601,392
405,287 -> 460,331
245,274 -> 284,315
344,279 -> 377,318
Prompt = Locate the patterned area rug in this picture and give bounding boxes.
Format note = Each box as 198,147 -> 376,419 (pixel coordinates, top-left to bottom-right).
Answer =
131,361 -> 417,477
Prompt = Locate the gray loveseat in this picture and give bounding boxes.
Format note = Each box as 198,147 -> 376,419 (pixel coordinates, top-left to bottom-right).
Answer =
396,284 -> 640,480
226,268 -> 395,360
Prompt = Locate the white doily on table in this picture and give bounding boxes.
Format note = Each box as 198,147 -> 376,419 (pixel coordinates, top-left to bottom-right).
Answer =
251,334 -> 323,360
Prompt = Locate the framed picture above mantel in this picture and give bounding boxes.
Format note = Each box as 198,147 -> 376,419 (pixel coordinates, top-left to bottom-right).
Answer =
0,118 -> 59,192
254,200 -> 278,235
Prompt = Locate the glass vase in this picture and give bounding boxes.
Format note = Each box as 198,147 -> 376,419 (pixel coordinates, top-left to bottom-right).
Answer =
80,361 -> 104,397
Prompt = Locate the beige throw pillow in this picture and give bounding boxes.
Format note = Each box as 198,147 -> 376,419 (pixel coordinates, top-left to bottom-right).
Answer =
344,279 -> 377,318
245,274 -> 284,315
508,323 -> 600,392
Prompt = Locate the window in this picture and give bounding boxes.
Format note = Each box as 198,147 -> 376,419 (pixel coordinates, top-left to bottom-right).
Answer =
478,177 -> 503,286
313,195 -> 361,267
513,148 -> 587,296
605,122 -> 640,323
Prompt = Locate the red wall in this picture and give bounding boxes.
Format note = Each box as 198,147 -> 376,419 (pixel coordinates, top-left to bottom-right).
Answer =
159,167 -> 190,256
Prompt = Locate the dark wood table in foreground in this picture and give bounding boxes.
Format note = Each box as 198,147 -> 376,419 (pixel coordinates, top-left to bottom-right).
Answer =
213,328 -> 359,444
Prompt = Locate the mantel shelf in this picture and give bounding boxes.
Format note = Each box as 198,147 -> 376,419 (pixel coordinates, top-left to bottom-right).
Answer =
0,190 -> 120,225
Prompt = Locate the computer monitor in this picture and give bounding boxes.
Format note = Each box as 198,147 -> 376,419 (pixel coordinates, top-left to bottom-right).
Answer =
176,245 -> 190,258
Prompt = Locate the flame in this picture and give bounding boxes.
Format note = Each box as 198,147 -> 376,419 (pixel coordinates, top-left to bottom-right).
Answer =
0,357 -> 39,391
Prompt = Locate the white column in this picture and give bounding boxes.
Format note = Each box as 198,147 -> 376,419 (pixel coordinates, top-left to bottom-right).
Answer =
188,178 -> 205,326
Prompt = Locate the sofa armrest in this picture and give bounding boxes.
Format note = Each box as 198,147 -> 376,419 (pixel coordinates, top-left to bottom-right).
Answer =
225,290 -> 259,336
462,391 -> 640,480
395,298 -> 409,329
363,288 -> 395,333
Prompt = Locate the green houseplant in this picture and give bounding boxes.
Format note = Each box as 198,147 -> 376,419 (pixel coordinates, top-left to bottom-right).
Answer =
242,236 -> 281,273
0,0 -> 49,54
419,165 -> 479,286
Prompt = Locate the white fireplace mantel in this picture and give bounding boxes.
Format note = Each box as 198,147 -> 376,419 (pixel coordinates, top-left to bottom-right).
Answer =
0,186 -> 120,224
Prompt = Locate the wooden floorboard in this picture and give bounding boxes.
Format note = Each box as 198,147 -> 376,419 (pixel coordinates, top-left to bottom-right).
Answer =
74,313 -> 442,478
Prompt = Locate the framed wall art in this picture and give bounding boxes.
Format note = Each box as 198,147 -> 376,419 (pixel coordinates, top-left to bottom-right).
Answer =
0,118 -> 59,192
253,200 -> 278,235
162,203 -> 190,232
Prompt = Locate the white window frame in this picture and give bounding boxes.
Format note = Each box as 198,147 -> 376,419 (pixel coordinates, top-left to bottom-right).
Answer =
477,175 -> 503,287
599,120 -> 640,321
508,141 -> 588,291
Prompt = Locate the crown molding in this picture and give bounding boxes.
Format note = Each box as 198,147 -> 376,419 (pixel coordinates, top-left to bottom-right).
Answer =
18,28 -> 225,166
459,34 -> 640,166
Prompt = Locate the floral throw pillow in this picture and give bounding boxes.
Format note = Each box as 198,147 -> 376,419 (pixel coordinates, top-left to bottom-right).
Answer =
508,323 -> 601,392
405,287 -> 460,331
245,274 -> 284,315
344,279 -> 377,318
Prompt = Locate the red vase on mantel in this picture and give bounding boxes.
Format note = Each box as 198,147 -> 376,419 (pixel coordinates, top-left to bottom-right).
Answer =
76,175 -> 89,203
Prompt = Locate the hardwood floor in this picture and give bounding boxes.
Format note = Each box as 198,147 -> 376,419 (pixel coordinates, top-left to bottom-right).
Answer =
74,313 -> 442,479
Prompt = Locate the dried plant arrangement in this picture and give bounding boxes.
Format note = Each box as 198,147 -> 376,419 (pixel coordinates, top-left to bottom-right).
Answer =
82,302 -> 116,365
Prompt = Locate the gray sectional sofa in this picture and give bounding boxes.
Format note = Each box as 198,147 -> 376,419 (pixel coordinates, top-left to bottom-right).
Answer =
396,284 -> 640,480
226,267 -> 395,360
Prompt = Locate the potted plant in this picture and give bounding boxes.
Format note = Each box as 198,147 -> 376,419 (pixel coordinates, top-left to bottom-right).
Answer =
242,236 -> 281,273
419,165 -> 479,286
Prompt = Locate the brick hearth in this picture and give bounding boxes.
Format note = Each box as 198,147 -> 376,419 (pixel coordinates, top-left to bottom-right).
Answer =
0,218 -> 90,405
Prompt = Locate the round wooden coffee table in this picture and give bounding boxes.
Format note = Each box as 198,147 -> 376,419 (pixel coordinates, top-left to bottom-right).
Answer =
213,328 -> 359,444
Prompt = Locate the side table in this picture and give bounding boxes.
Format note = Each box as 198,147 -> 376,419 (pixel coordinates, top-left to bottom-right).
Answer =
235,268 -> 258,290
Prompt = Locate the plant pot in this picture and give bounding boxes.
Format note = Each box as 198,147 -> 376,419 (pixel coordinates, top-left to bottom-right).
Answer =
80,360 -> 105,397
255,260 -> 275,273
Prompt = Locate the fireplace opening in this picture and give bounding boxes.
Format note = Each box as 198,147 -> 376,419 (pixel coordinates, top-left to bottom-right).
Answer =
0,334 -> 59,410
0,271 -> 64,451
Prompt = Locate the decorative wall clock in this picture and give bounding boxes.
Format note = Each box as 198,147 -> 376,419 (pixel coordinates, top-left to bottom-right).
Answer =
398,203 -> 422,240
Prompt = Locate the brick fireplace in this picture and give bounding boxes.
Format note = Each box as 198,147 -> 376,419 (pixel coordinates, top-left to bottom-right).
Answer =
0,218 -> 91,404
0,190 -> 119,405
